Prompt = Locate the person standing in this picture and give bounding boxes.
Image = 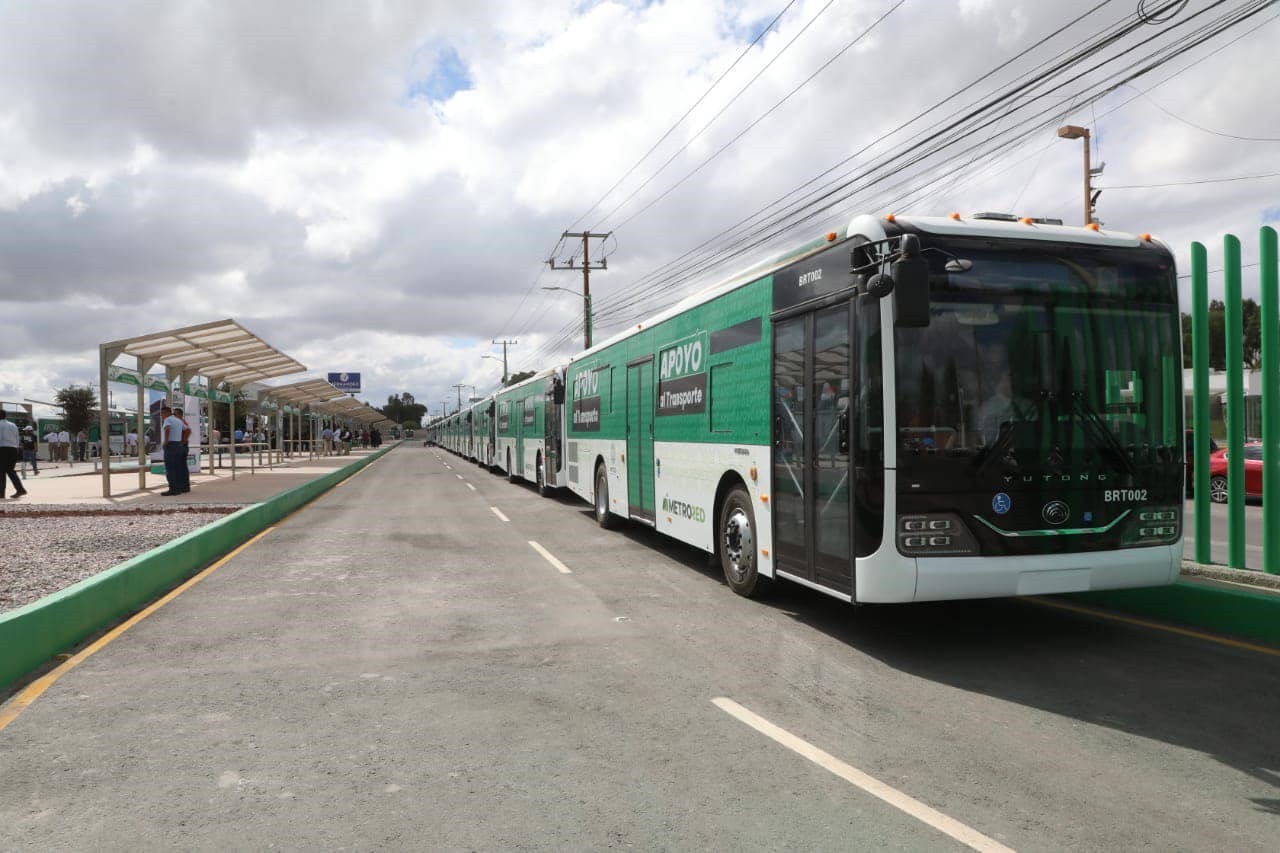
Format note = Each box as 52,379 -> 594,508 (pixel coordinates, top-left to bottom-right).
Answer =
160,405 -> 190,496
0,410 -> 27,498
20,426 -> 39,477
321,424 -> 334,456
76,428 -> 88,462
57,426 -> 70,462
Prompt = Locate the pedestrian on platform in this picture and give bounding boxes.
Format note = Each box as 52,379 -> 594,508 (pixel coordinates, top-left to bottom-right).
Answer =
321,425 -> 334,456
160,405 -> 190,496
0,410 -> 27,499
20,426 -> 39,477
76,428 -> 88,461
57,427 -> 70,462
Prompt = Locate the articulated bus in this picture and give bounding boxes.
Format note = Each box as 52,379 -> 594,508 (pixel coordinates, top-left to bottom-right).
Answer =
434,213 -> 1184,603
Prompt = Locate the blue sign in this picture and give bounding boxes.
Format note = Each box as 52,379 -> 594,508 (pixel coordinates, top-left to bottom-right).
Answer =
992,493 -> 1012,515
327,372 -> 361,393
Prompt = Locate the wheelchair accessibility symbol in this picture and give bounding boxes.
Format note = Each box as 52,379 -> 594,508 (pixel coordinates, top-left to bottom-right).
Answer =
992,493 -> 1012,515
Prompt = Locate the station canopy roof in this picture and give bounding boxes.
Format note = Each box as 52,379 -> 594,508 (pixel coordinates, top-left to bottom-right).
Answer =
102,319 -> 305,386
259,377 -> 348,408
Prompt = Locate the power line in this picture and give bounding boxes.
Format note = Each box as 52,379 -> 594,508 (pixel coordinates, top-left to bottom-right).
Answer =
599,0 -> 1269,327
565,0 -> 799,232
1102,170 -> 1280,188
589,0 -> 848,231
516,0 -> 1265,370
1123,82 -> 1280,141
605,0 -> 905,233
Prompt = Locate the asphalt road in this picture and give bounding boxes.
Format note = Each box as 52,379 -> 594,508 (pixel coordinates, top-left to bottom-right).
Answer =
2,445 -> 1278,850
1183,497 -> 1276,571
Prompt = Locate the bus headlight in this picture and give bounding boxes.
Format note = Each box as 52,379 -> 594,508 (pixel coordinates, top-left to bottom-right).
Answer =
1121,506 -> 1181,547
898,513 -> 979,556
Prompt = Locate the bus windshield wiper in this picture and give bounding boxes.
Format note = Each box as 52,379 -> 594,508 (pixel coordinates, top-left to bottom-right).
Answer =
1067,391 -> 1136,477
971,395 -> 1034,474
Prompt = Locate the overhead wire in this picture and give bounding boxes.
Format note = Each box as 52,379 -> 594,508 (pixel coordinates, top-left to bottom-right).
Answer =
515,0 -> 1266,369
601,0 -> 1269,325
564,0 -> 800,232
589,0 -> 1134,325
600,0 -> 905,232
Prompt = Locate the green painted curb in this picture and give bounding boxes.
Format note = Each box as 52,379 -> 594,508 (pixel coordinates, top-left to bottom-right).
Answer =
1066,578 -> 1280,648
0,444 -> 399,693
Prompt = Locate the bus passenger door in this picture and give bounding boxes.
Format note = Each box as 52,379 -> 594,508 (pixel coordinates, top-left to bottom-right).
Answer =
771,303 -> 853,595
627,358 -> 656,521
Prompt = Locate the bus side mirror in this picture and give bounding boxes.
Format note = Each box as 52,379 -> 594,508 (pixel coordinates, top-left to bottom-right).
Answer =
892,255 -> 930,328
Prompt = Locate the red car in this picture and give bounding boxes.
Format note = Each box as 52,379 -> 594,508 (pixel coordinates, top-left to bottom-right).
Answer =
1207,442 -> 1263,503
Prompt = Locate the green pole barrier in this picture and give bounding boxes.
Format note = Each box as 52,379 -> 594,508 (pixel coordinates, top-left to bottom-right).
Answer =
1224,233 -> 1245,569
1261,226 -> 1279,574
1191,242 -> 1211,564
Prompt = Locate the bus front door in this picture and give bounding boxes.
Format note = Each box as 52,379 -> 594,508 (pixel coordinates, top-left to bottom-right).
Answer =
771,303 -> 853,595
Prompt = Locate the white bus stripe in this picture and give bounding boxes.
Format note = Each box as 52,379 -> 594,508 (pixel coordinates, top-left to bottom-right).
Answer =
711,698 -> 1015,853
490,506 -> 510,522
528,541 -> 572,574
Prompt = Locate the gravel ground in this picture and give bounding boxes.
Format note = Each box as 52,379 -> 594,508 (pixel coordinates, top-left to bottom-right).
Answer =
0,504 -> 239,613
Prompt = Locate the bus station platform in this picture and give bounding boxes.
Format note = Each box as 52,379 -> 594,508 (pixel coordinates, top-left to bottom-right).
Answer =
4,448 -> 387,508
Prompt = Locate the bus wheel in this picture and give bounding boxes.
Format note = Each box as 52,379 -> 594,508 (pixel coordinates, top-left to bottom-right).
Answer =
720,487 -> 764,597
536,453 -> 550,497
595,465 -> 616,529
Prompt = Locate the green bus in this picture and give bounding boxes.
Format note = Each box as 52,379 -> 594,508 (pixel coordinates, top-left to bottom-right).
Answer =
435,213 -> 1184,604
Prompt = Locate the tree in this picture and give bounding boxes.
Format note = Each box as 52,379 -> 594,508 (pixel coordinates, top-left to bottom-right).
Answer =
1180,298 -> 1261,369
504,370 -> 535,387
380,392 -> 426,425
55,385 -> 97,435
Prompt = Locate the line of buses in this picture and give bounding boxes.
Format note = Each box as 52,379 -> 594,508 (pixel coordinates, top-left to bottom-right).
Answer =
427,213 -> 1185,605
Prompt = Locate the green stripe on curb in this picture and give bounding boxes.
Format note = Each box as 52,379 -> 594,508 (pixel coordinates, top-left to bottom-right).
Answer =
0,444 -> 399,693
1066,579 -> 1280,649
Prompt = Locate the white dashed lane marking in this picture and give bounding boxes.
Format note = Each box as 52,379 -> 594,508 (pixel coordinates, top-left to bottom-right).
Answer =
490,506 -> 510,523
528,541 -> 572,574
712,698 -> 1015,853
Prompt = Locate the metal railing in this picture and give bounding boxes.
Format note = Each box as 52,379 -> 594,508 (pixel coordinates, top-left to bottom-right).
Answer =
1189,225 -> 1278,574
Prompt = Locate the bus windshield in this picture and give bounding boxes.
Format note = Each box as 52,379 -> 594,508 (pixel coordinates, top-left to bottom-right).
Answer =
894,238 -> 1181,486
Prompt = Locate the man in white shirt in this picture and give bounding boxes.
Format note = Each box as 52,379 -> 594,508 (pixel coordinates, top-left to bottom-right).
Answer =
0,410 -> 27,498
160,405 -> 191,496
57,428 -> 70,462
125,430 -> 138,456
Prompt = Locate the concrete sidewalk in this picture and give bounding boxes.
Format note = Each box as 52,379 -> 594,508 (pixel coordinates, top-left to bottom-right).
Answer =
2,447 -> 392,508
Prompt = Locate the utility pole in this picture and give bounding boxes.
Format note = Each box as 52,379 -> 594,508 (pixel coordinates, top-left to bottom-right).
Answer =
549,231 -> 610,350
452,383 -> 466,412
491,339 -> 517,385
1056,124 -> 1103,226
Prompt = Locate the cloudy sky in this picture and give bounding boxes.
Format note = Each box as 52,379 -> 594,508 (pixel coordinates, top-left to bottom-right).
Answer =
0,0 -> 1276,421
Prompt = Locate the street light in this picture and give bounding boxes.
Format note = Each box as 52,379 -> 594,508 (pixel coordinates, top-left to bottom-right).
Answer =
480,354 -> 506,386
543,285 -> 593,350
1056,124 -> 1102,226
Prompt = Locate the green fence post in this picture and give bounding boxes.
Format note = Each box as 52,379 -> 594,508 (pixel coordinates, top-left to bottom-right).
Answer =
1224,233 -> 1245,569
1261,226 -> 1279,574
1191,242 -> 1211,564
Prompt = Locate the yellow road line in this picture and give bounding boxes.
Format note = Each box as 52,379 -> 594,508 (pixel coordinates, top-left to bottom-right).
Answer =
0,526 -> 278,733
712,698 -> 1015,853
1027,596 -> 1280,658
